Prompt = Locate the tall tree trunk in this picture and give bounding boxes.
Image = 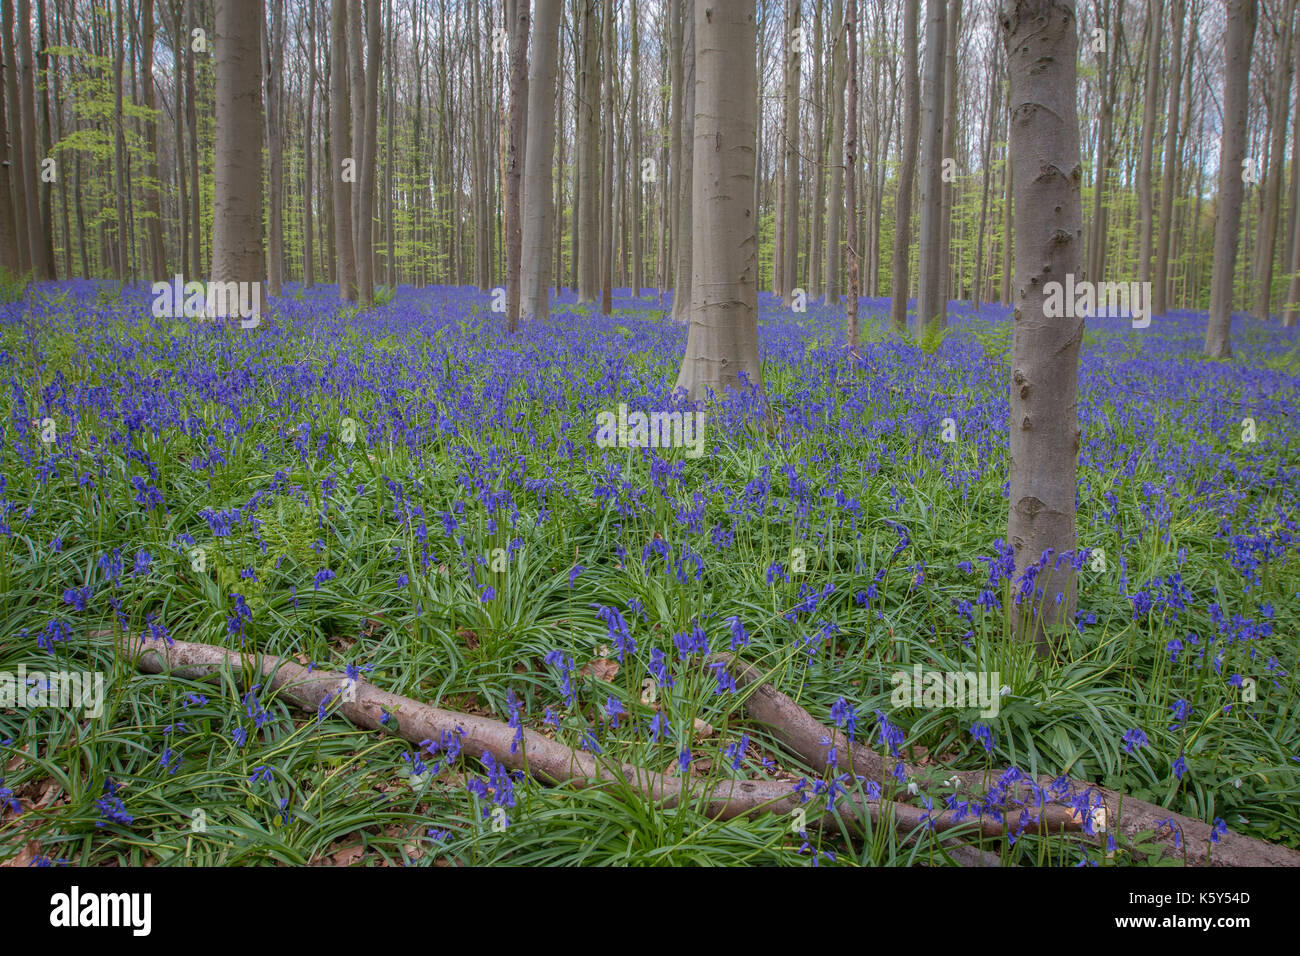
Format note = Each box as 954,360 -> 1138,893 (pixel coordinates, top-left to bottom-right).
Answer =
630,0 -> 642,295
1,0 -> 28,275
354,0 -> 380,305
1252,0 -> 1295,320
973,38 -> 999,311
1205,0 -> 1258,357
1136,0 -> 1162,290
504,0 -> 528,329
110,0 -> 129,278
329,0 -> 356,299
916,0 -> 946,332
0,6 -> 17,275
781,0 -> 800,307
263,0 -> 283,294
599,0 -> 615,314
521,0 -> 561,320
141,0 -> 167,279
671,0 -> 694,323
16,0 -> 45,277
823,0 -> 843,305
888,0 -> 918,333
1002,0 -> 1084,656
808,0 -> 824,301
1153,0 -> 1184,316
1087,0 -> 1114,283
675,0 -> 761,403
184,0 -> 201,277
1000,76 -> 1012,304
35,0 -> 52,276
303,0 -> 316,286
576,0 -> 598,302
845,0 -> 858,347
211,0 -> 266,320
937,0 -> 960,309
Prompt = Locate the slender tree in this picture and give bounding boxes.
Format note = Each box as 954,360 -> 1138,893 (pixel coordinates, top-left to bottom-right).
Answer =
916,0 -> 947,331
781,0 -> 800,307
888,0 -> 918,334
504,0 -> 529,330
329,0 -> 356,299
823,0 -> 843,305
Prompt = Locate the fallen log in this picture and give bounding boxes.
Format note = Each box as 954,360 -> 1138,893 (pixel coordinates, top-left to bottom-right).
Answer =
118,637 -> 1097,864
715,653 -> 1300,867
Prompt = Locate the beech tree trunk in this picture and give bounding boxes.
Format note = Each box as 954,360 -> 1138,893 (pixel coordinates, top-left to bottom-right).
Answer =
916,0 -> 946,332
1136,0 -> 1161,290
329,0 -> 356,300
504,0 -> 529,330
936,0 -> 960,310
263,0 -> 283,295
1204,0 -> 1257,357
576,0 -> 598,302
888,0 -> 919,334
670,0 -> 694,324
16,0 -> 45,278
780,0 -> 800,308
1252,0 -> 1295,320
675,0 -> 762,404
823,0 -> 843,305
210,0 -> 266,319
1153,0 -> 1184,316
844,0 -> 858,347
0,7 -> 18,275
520,0 -> 561,321
1002,0 -> 1084,656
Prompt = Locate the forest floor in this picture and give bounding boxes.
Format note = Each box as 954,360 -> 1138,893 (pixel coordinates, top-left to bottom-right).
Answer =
0,280 -> 1297,866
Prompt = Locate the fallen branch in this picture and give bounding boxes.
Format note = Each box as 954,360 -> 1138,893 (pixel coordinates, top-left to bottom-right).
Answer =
118,638 -> 1095,864
716,653 -> 1300,867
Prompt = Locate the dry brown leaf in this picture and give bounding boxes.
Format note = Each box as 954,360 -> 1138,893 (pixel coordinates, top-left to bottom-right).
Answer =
0,840 -> 40,867
693,717 -> 715,739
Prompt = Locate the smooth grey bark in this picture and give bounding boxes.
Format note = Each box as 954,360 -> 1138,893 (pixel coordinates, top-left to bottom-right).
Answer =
576,0 -> 598,302
808,0 -> 823,301
671,0 -> 694,323
599,0 -> 614,314
916,0 -> 947,332
1252,0 -> 1295,320
184,0 -> 201,276
1087,0 -> 1115,283
504,0 -> 529,330
630,0 -> 642,295
354,0 -> 380,305
888,0 -> 918,334
1,0 -> 28,275
1153,0 -> 1184,316
973,39 -> 1000,310
937,0 -> 960,309
303,0 -> 316,286
520,0 -> 561,321
329,0 -> 356,300
823,0 -> 843,305
0,6 -> 17,275
675,0 -> 762,404
781,0 -> 800,308
1136,0 -> 1161,289
15,0 -> 44,277
1001,0 -> 1084,656
210,0 -> 266,319
141,0 -> 166,279
1205,0 -> 1257,357
845,0 -> 858,347
263,0 -> 283,294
